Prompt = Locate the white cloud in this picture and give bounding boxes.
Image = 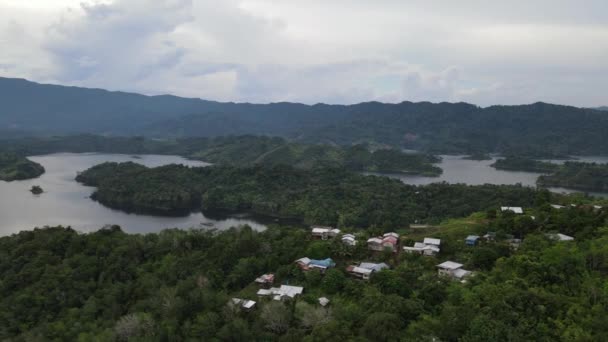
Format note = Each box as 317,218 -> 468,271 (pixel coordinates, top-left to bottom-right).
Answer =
0,0 -> 606,106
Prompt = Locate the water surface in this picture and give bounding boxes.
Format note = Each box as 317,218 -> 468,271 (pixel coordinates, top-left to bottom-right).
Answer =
0,153 -> 268,236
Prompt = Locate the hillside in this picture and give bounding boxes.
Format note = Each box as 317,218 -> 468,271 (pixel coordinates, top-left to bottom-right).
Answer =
2,77 -> 608,155
0,135 -> 442,176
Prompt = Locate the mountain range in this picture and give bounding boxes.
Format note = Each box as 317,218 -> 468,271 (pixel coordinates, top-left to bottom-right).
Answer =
1,77 -> 607,156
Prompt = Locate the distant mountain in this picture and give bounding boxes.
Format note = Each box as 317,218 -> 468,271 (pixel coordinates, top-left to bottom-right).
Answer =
1,77 -> 607,155
595,106 -> 608,111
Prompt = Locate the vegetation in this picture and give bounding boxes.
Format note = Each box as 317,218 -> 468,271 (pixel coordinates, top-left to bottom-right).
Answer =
30,185 -> 44,195
76,162 -> 544,226
1,199 -> 607,340
538,162 -> 608,192
0,135 -> 441,176
3,77 -> 608,156
491,156 -> 559,173
0,152 -> 44,181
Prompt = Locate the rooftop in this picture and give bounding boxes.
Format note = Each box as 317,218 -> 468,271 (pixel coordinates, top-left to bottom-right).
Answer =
437,261 -> 464,270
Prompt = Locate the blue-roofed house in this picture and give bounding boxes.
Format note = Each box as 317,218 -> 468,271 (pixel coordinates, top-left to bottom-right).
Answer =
295,257 -> 336,272
465,235 -> 480,246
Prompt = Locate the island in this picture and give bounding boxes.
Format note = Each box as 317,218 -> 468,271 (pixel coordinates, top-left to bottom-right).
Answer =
0,152 -> 45,181
491,156 -> 559,173
538,162 -> 608,192
76,162 -> 541,225
29,185 -> 44,195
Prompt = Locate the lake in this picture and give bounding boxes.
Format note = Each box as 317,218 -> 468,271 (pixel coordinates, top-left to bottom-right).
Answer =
0,153 -> 269,236
2,153 -> 606,236
370,155 -> 608,197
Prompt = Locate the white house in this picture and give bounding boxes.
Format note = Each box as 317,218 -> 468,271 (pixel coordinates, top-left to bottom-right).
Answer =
437,261 -> 472,280
311,226 -> 341,240
547,233 -> 574,241
341,234 -> 357,246
318,297 -> 330,307
551,204 -> 566,209
501,206 -> 523,214
346,262 -> 390,280
368,232 -> 400,252
403,237 -> 441,256
257,285 -> 304,301
230,298 -> 257,311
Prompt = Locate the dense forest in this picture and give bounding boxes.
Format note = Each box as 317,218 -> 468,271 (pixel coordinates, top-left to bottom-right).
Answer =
0,152 -> 44,181
538,162 -> 608,192
1,198 -> 607,340
2,77 -> 608,155
0,135 -> 441,176
76,162 -> 546,227
491,157 -> 559,173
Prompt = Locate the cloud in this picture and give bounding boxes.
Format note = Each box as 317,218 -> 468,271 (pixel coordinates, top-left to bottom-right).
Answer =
0,0 -> 606,106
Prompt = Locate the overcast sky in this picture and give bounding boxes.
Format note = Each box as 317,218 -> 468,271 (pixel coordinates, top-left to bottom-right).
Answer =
0,0 -> 606,106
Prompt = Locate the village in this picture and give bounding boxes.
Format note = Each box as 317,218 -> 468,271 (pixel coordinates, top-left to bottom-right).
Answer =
229,205 -> 583,312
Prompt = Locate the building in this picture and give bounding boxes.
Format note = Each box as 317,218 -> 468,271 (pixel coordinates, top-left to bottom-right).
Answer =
551,204 -> 566,209
465,235 -> 480,246
483,232 -> 496,241
501,206 -> 523,214
257,285 -> 304,301
295,257 -> 336,272
547,233 -> 574,241
341,234 -> 357,246
318,297 -> 330,307
437,261 -> 472,280
230,298 -> 257,311
254,273 -> 275,287
403,237 -> 441,256
368,232 -> 400,252
311,226 -> 341,240
346,262 -> 389,280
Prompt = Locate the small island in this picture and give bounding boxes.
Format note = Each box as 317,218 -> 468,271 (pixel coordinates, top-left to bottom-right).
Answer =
0,152 -> 45,181
30,185 -> 44,195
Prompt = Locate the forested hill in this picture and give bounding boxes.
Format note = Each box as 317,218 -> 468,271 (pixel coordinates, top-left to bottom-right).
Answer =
0,135 -> 442,176
2,77 -> 608,155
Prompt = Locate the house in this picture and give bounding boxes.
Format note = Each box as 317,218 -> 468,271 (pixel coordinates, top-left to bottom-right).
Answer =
254,273 -> 275,287
437,261 -> 472,280
257,285 -> 304,301
346,262 -> 389,280
483,232 -> 496,241
295,257 -> 336,272
341,234 -> 357,246
551,204 -> 566,209
403,237 -> 441,256
501,206 -> 523,214
346,265 -> 374,280
311,226 -> 341,240
318,297 -> 330,307
547,233 -> 574,241
368,232 -> 400,252
367,238 -> 384,251
465,235 -> 480,246
230,298 -> 257,311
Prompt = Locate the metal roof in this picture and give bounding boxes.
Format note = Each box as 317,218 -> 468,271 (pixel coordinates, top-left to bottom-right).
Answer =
437,261 -> 464,270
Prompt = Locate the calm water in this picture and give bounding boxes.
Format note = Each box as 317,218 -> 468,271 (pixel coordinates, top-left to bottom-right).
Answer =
370,155 -> 608,197
0,153 -> 268,236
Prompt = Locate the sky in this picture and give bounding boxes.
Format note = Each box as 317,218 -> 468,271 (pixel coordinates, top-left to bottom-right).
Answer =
0,0 -> 607,106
